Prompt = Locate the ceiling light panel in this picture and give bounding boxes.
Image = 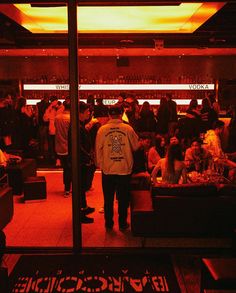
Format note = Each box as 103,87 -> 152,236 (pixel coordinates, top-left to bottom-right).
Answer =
9,2 -> 225,33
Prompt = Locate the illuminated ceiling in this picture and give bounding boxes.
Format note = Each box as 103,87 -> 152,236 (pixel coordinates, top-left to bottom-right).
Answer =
7,3 -> 226,34
0,1 -> 235,54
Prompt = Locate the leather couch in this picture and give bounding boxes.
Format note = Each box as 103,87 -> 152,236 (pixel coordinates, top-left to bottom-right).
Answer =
131,180 -> 236,237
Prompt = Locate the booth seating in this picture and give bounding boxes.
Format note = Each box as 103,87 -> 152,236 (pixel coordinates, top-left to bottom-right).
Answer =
201,258 -> 236,292
6,159 -> 37,195
23,176 -> 46,202
0,186 -> 13,231
131,178 -> 236,237
130,172 -> 154,236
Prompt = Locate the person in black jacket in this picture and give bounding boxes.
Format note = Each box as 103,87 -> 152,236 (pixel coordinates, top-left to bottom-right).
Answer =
0,95 -> 15,150
36,96 -> 50,159
166,93 -> 178,136
93,98 -> 109,118
132,134 -> 151,174
156,97 -> 169,135
68,102 -> 95,224
200,97 -> 218,133
136,101 -> 157,133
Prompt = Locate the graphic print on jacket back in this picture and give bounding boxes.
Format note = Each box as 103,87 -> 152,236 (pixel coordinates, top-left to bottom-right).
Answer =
96,120 -> 140,175
107,128 -> 126,162
110,134 -> 122,155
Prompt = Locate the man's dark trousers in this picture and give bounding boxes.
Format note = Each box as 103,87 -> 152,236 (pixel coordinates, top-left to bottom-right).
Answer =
102,173 -> 131,228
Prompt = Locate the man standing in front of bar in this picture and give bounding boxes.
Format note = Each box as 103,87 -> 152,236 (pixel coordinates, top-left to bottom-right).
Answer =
95,105 -> 139,230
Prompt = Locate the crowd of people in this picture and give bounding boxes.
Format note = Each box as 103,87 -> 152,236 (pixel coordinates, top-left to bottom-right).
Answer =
1,92 -> 236,229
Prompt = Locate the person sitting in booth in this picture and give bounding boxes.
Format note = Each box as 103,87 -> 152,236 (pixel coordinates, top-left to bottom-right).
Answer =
184,138 -> 212,173
0,149 -> 7,167
151,143 -> 187,184
203,120 -> 235,166
0,148 -> 22,167
203,120 -> 236,181
147,135 -> 166,173
169,135 -> 180,145
132,134 -> 151,174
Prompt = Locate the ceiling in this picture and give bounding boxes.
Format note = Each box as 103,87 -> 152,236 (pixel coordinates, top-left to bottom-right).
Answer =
0,1 -> 236,56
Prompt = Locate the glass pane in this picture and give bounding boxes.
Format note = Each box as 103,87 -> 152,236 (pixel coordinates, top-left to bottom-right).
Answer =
1,2 -> 72,248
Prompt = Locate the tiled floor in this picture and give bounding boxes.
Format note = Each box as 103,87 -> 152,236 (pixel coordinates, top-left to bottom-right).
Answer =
3,170 -> 234,293
4,170 -> 232,250
4,170 -> 143,248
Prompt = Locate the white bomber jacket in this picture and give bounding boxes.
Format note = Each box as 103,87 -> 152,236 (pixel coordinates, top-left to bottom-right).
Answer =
95,119 -> 139,175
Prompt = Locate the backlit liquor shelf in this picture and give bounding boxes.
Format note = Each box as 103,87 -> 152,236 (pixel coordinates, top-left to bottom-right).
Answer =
23,83 -> 215,106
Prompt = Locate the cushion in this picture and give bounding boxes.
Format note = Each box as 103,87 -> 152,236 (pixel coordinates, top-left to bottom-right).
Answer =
152,183 -> 217,197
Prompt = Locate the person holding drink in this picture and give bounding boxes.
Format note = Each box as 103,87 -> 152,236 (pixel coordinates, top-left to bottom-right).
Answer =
184,138 -> 212,173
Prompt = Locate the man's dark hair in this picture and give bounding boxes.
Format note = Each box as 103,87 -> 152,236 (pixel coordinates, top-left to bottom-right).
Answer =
108,105 -> 123,116
63,98 -> 71,110
50,95 -> 58,102
79,101 -> 89,113
190,137 -> 203,145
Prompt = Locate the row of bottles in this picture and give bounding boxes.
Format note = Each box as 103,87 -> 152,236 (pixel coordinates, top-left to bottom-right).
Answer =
23,74 -> 215,85
80,74 -> 214,84
24,91 -> 209,101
